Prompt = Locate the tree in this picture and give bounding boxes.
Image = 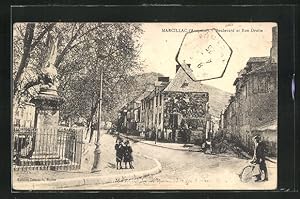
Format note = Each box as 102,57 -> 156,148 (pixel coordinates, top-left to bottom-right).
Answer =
13,23 -> 105,111
57,23 -> 143,135
13,23 -> 144,135
13,23 -> 56,107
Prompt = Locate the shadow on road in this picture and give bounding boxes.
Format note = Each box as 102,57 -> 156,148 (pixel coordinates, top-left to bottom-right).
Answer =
106,162 -> 116,169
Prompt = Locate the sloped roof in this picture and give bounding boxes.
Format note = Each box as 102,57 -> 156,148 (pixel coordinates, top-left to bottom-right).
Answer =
247,56 -> 270,63
135,92 -> 148,101
163,63 -> 205,93
234,56 -> 272,86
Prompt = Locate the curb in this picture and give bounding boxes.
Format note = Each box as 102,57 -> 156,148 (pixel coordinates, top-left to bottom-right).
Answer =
13,154 -> 162,190
120,134 -> 202,152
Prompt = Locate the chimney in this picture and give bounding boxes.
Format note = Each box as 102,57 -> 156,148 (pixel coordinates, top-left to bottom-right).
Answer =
176,63 -> 191,73
176,64 -> 181,73
270,26 -> 278,64
155,76 -> 169,86
158,76 -> 169,82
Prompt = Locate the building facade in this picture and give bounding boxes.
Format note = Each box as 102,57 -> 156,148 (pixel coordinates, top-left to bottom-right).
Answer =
120,64 -> 214,144
220,26 -> 278,155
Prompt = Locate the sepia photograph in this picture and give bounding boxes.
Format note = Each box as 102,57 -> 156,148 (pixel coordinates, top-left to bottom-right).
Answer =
12,22 -> 278,190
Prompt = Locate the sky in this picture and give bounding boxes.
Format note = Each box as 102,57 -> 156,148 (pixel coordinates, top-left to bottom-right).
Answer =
139,22 -> 276,93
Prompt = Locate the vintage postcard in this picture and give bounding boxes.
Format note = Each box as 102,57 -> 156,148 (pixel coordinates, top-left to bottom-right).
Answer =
12,22 -> 277,190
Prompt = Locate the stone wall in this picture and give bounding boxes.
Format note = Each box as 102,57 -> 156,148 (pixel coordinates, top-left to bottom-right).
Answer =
223,62 -> 277,156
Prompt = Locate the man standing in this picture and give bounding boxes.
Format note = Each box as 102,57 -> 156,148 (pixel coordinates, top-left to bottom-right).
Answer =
250,135 -> 268,181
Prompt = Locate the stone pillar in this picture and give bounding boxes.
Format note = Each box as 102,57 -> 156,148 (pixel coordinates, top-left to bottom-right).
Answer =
30,87 -> 64,158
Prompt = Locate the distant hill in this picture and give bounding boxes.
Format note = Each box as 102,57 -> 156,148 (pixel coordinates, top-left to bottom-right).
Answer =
116,72 -> 164,109
126,72 -> 164,98
129,72 -> 232,118
134,72 -> 164,89
201,83 -> 232,117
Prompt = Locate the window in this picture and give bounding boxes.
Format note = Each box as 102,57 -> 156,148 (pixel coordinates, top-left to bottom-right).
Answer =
240,113 -> 243,124
15,119 -> 20,127
267,75 -> 275,92
159,113 -> 161,125
258,76 -> 267,93
159,94 -> 162,106
244,84 -> 247,98
253,75 -> 267,93
252,76 -> 259,93
181,80 -> 189,88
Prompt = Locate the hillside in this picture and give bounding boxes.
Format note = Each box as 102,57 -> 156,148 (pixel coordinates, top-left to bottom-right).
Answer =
201,83 -> 232,117
134,72 -> 164,90
115,72 -> 164,109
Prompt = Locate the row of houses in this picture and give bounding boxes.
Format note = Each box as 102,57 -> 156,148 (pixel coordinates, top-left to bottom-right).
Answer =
118,63 -> 215,144
219,26 -> 278,156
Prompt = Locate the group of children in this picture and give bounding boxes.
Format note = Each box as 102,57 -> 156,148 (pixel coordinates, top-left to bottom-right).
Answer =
115,137 -> 134,170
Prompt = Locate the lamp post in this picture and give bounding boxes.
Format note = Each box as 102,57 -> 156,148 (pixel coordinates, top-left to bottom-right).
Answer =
91,64 -> 103,173
155,88 -> 158,144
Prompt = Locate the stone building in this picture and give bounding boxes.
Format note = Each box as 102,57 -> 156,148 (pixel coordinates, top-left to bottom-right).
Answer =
220,26 -> 278,155
121,63 -> 213,144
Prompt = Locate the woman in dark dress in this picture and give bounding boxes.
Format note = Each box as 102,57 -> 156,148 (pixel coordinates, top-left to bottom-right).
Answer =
123,140 -> 134,169
115,138 -> 124,169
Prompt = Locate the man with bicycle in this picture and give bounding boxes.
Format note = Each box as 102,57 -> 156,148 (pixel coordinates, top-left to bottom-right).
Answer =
250,135 -> 268,182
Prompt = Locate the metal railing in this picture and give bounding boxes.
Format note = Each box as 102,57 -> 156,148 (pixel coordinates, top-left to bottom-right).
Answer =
13,127 -> 83,171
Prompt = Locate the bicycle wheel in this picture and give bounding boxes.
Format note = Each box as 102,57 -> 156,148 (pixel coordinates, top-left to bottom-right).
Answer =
240,165 -> 255,182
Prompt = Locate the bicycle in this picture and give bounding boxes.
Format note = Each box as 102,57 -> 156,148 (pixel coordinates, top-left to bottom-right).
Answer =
238,161 -> 266,183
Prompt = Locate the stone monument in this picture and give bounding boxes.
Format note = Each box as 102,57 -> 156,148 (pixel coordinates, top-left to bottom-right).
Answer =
30,36 -> 64,159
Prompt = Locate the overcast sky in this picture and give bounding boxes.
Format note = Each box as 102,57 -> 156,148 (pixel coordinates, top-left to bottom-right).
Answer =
139,22 -> 276,93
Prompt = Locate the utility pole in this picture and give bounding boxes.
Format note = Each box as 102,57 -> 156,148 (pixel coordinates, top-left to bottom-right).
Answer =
91,64 -> 103,173
155,89 -> 158,144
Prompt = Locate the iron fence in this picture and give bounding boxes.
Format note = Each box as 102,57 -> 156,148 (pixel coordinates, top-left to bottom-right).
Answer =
13,127 -> 83,171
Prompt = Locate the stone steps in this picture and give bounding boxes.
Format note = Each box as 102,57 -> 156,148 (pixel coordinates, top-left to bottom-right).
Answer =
13,162 -> 80,171
16,158 -> 71,166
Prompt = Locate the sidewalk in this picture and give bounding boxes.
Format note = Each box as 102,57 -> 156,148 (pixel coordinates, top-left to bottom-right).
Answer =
13,133 -> 161,190
120,133 -> 202,152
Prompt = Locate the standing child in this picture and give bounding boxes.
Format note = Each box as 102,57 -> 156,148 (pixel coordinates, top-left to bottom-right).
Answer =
123,140 -> 134,169
115,138 -> 124,169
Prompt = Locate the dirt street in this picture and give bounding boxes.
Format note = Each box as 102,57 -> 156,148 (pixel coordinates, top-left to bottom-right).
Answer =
68,134 -> 277,190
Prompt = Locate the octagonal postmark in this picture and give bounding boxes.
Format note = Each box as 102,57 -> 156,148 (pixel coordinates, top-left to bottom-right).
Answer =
176,29 -> 232,81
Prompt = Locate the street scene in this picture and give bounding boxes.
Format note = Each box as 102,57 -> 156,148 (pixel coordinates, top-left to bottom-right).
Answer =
12,22 -> 277,190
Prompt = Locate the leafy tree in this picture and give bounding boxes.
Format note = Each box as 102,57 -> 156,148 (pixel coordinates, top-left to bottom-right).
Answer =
13,22 -> 143,135
58,23 -> 143,135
